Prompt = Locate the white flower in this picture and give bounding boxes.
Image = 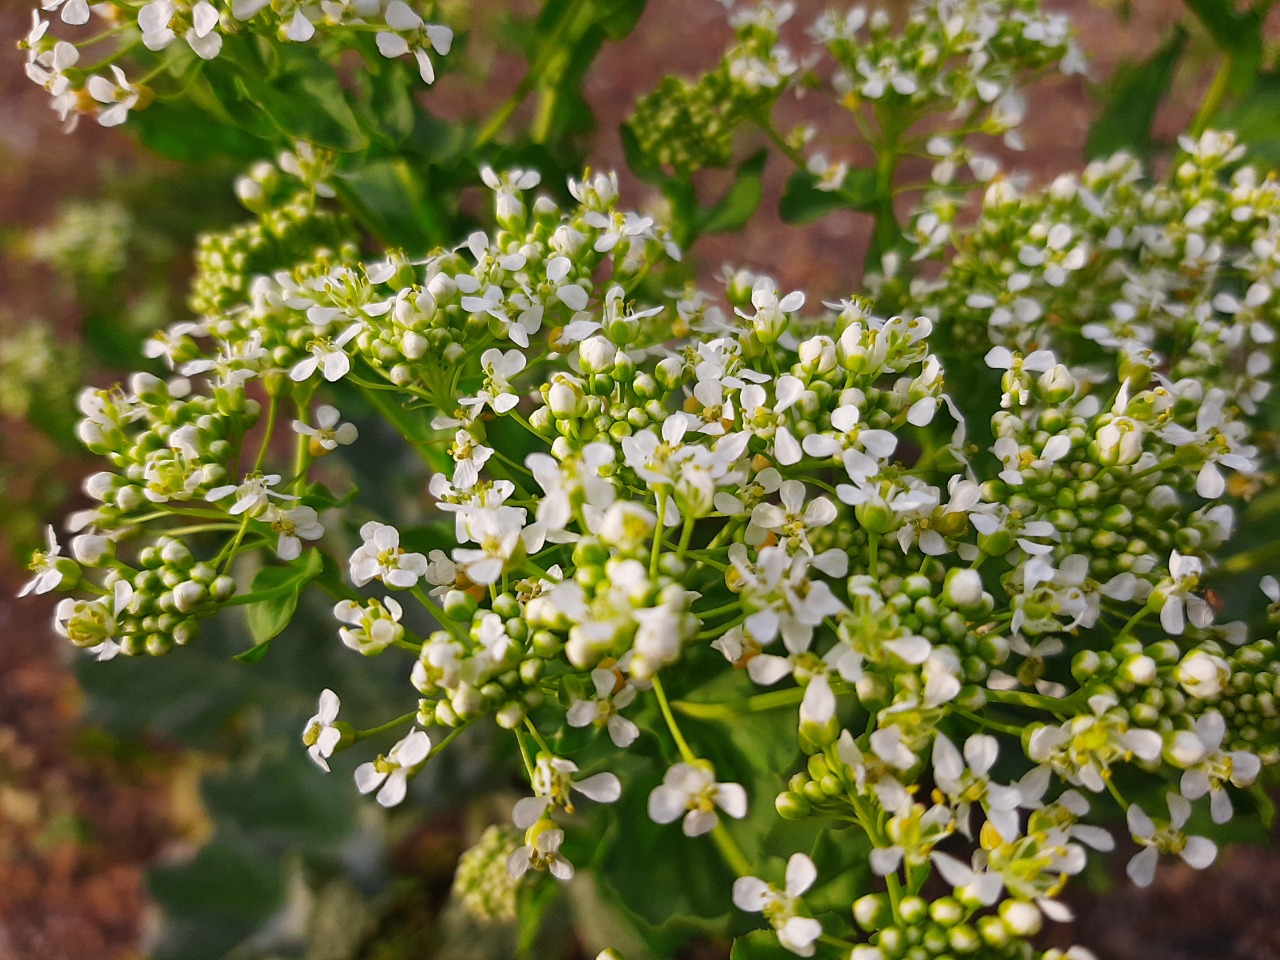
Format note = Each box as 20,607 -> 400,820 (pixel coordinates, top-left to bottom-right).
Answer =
1125,794 -> 1217,888
448,429 -> 492,490
732,854 -> 822,956
567,666 -> 640,747
290,325 -> 360,382
138,0 -> 223,58
512,755 -> 621,827
453,506 -> 542,585
1177,711 -> 1262,823
735,277 -> 804,344
349,521 -> 429,588
648,762 -> 747,836
293,404 -> 358,453
749,480 -> 837,556
1155,552 -> 1214,635
19,525 -> 65,597
507,826 -> 573,880
334,596 -> 404,655
54,579 -> 132,661
354,729 -> 431,807
265,504 -> 324,560
42,0 -> 89,26
302,689 -> 342,771
87,66 -> 141,127
206,472 -> 297,516
375,0 -> 453,84
931,733 -> 1022,842
462,348 -> 526,414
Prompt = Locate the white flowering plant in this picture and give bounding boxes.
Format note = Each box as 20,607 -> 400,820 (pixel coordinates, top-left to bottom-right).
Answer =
19,0 -> 1280,958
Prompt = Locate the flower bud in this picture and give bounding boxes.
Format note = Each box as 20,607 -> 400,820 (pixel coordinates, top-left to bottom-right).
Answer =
1035,363 -> 1075,403
774,790 -> 811,820
84,472 -> 118,502
209,578 -> 238,601
71,534 -> 114,567
943,568 -> 984,610
173,580 -> 207,614
799,674 -> 838,750
853,893 -> 892,931
1175,651 -> 1228,699
998,900 -> 1042,938
579,336 -> 614,375
444,589 -> 478,621
547,378 -> 588,419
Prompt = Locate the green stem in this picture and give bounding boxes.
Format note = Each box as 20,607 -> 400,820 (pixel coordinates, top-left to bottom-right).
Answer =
1189,55 -> 1233,140
353,711 -> 416,742
673,687 -> 806,720
956,709 -> 1026,737
1222,539 -> 1280,574
983,688 -> 1075,715
253,395 -> 279,474
652,675 -> 697,764
291,393 -> 313,494
516,729 -> 537,778
710,823 -> 753,877
694,599 -> 743,620
676,514 -> 696,562
651,492 -> 668,580
524,717 -> 552,755
1115,606 -> 1149,643
411,585 -> 468,642
429,722 -> 470,760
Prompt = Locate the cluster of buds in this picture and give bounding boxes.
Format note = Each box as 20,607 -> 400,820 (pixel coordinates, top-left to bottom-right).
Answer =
627,2 -> 798,176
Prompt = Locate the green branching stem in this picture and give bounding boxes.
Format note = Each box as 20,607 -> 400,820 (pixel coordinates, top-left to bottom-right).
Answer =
353,711 -> 417,742
651,674 -> 697,764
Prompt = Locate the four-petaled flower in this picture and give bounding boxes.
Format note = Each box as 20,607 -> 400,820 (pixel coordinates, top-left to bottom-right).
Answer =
732,854 -> 823,957
354,729 -> 431,807
648,761 -> 747,836
302,689 -> 342,771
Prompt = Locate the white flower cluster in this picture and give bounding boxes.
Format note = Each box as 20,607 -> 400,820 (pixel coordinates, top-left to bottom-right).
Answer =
916,131 -> 1279,425
19,0 -> 451,130
21,0 -> 1280,950
27,151 -> 1280,958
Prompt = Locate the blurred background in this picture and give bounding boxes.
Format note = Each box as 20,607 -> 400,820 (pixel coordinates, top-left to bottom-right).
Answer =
2,0 -> 1280,957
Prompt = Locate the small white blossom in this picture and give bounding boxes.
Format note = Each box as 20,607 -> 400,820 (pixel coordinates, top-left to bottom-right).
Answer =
648,762 -> 747,836
732,854 -> 822,957
1126,794 -> 1217,887
302,689 -> 342,771
350,521 -> 429,588
507,826 -> 573,881
354,729 -> 431,807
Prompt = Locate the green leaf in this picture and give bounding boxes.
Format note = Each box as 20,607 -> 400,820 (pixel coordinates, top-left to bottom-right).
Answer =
148,829 -> 283,918
233,54 -> 370,152
597,0 -> 649,39
335,157 -> 454,250
1251,782 -> 1277,829
620,122 -> 666,185
779,169 -> 877,224
1184,0 -> 1262,56
1213,72 -> 1280,167
237,550 -> 326,658
1086,26 -> 1187,159
702,151 -> 768,234
1183,0 -> 1264,91
730,930 -> 797,960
